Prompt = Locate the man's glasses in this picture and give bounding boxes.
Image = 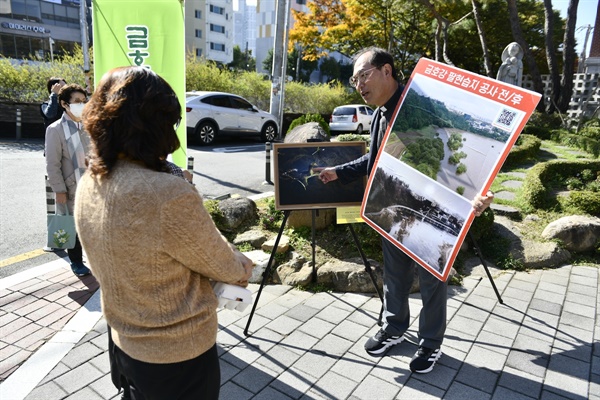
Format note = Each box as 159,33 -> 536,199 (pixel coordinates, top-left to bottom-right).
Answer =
349,66 -> 379,88
174,117 -> 182,130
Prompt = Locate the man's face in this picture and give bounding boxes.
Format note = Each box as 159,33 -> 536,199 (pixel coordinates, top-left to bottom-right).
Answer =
352,52 -> 387,107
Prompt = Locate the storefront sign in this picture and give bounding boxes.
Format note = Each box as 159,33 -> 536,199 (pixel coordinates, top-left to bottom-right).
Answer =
1,22 -> 49,34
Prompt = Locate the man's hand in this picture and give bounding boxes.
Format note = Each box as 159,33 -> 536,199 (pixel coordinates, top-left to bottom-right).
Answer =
51,82 -> 65,95
472,191 -> 494,217
55,192 -> 68,204
312,167 -> 339,184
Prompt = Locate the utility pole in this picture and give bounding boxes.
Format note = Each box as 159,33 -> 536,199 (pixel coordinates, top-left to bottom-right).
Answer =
80,0 -> 91,91
49,37 -> 54,62
269,0 -> 288,140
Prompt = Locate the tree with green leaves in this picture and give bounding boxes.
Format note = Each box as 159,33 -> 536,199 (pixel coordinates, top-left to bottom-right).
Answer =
228,45 -> 256,72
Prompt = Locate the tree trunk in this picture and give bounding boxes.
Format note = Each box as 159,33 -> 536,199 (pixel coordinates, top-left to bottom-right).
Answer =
506,0 -> 546,111
544,0 -> 560,113
472,0 -> 493,77
557,0 -> 579,113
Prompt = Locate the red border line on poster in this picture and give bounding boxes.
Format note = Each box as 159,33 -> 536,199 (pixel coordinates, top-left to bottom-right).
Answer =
360,58 -> 541,281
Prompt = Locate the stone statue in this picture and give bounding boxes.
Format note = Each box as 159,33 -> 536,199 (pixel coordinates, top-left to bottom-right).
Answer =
496,42 -> 524,87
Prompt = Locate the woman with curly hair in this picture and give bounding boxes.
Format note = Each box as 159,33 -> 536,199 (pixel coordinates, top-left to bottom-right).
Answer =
75,66 -> 253,399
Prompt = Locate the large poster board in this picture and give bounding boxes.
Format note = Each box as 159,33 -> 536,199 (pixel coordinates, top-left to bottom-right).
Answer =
91,0 -> 186,167
274,142 -> 366,210
362,58 -> 541,281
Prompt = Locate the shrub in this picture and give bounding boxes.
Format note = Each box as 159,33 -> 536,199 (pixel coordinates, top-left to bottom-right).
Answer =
0,46 -> 90,102
523,111 -> 563,139
287,113 -> 331,136
565,191 -> 600,216
203,199 -> 226,230
503,134 -> 541,168
468,207 -> 495,241
337,133 -> 370,144
521,160 -> 600,210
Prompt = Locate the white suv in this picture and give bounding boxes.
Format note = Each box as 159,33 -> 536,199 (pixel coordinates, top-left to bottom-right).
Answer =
329,104 -> 374,134
185,91 -> 278,145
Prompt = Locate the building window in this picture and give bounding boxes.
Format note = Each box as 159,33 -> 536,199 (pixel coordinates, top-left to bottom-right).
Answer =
296,0 -> 307,4
196,48 -> 202,57
195,10 -> 202,19
210,24 -> 225,34
209,5 -> 224,15
195,29 -> 202,38
210,42 -> 225,52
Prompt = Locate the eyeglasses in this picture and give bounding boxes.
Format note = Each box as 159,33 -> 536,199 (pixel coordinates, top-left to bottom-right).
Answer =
349,66 -> 379,88
174,117 -> 182,130
68,100 -> 88,105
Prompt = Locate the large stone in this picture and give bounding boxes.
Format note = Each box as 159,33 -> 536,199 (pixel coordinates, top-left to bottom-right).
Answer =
541,215 -> 600,253
233,229 -> 268,248
244,250 -> 272,283
262,235 -> 290,253
492,215 -> 571,269
317,258 -> 384,293
516,239 -> 571,269
218,197 -> 257,231
284,122 -> 330,143
286,209 -> 336,229
273,252 -> 313,286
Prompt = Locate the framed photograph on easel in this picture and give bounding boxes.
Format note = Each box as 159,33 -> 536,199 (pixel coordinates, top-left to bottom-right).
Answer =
274,141 -> 367,211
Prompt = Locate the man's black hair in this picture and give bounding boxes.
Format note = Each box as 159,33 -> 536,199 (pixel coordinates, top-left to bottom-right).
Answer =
352,47 -> 398,81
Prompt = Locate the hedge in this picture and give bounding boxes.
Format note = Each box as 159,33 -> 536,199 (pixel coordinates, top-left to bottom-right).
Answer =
521,159 -> 600,210
565,191 -> 600,216
503,134 -> 541,168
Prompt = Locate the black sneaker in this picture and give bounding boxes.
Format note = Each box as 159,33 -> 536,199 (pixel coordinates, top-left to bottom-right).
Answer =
409,343 -> 442,373
70,262 -> 91,277
364,329 -> 404,356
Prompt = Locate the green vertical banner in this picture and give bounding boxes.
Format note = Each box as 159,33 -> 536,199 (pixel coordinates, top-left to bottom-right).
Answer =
92,0 -> 187,167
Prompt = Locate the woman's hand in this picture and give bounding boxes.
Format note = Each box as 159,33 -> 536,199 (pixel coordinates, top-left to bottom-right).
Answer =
233,252 -> 254,287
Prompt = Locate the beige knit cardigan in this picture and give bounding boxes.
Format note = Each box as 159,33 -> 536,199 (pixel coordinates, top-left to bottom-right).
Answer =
75,160 -> 247,364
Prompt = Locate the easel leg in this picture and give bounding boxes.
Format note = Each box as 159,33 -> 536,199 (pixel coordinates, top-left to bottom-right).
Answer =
244,210 -> 291,336
311,210 -> 317,282
468,232 -> 504,304
348,224 -> 384,326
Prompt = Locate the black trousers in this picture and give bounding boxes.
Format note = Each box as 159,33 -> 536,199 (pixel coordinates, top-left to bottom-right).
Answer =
109,329 -> 221,400
67,234 -> 83,264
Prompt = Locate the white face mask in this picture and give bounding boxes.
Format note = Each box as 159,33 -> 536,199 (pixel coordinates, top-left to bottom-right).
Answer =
69,103 -> 85,119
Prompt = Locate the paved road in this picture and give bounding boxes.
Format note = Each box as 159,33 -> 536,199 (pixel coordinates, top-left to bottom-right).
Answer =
0,138 -> 274,277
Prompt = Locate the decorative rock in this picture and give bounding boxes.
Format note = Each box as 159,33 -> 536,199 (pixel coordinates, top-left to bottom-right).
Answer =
262,235 -> 290,253
317,258 -> 383,293
516,239 -> 571,269
493,215 -> 571,269
284,122 -> 330,143
490,203 -> 521,219
217,197 -> 257,231
273,252 -> 312,286
244,250 -> 272,283
523,214 -> 540,222
502,180 -> 522,189
542,215 -> 600,253
233,229 -> 268,248
287,209 -> 336,229
494,190 -> 516,201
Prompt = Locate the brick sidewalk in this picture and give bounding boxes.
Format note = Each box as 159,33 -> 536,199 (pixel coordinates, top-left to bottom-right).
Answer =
1,262 -> 598,400
0,259 -> 98,382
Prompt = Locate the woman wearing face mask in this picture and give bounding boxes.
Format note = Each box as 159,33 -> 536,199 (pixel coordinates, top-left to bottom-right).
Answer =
45,83 -> 91,277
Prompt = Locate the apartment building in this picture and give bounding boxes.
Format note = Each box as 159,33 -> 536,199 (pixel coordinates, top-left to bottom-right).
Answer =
184,0 -> 234,64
